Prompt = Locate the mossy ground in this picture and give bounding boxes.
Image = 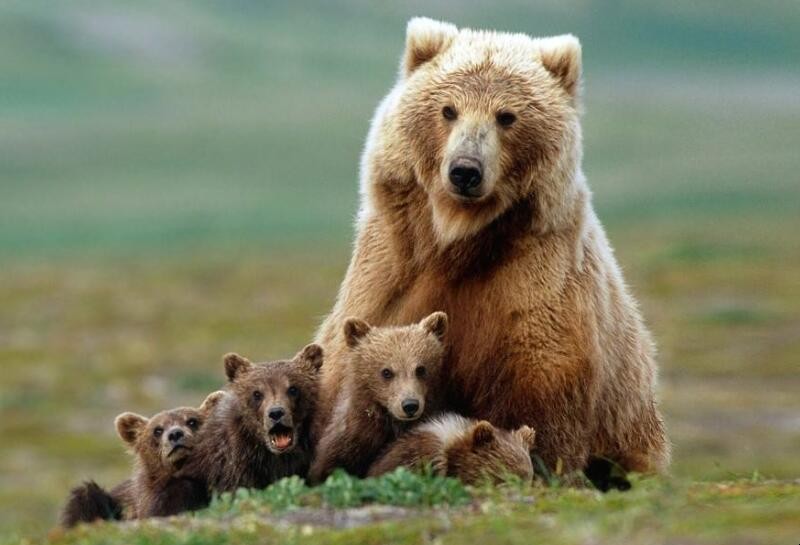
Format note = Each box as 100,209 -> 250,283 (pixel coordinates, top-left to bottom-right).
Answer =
34,474 -> 800,545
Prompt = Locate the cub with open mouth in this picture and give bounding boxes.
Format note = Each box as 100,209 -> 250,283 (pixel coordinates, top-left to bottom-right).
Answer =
60,391 -> 225,527
308,312 -> 447,484
187,344 -> 323,492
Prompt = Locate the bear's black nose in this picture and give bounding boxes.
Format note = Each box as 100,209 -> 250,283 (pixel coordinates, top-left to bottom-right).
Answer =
449,159 -> 483,193
268,407 -> 286,422
167,428 -> 184,444
401,398 -> 420,417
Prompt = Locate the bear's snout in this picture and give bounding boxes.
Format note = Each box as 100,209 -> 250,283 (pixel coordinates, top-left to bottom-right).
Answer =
448,157 -> 483,196
401,398 -> 421,418
167,427 -> 185,445
267,406 -> 286,422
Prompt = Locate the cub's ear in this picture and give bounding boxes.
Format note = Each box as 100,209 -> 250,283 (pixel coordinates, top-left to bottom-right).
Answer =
535,34 -> 582,98
403,17 -> 458,76
224,353 -> 253,382
420,311 -> 448,342
115,412 -> 149,445
471,420 -> 496,447
514,425 -> 537,451
295,343 -> 324,372
199,390 -> 226,414
344,317 -> 372,348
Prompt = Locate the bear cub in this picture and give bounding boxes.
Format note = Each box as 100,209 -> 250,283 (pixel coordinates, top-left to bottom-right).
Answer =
368,413 -> 536,485
60,391 -> 224,527
308,312 -> 447,483
184,344 -> 324,492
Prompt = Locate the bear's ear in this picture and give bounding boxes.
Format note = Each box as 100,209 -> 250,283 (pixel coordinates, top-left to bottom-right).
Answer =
514,425 -> 536,451
344,317 -> 372,348
199,390 -> 226,414
403,17 -> 458,76
420,311 -> 448,342
535,34 -> 582,98
115,412 -> 149,445
471,420 -> 496,447
224,353 -> 253,382
295,343 -> 324,372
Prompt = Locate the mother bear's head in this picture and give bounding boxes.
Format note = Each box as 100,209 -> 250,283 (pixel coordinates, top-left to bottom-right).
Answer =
367,18 -> 587,244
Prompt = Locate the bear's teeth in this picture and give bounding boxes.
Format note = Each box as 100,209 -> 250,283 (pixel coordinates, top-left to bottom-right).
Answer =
271,433 -> 292,449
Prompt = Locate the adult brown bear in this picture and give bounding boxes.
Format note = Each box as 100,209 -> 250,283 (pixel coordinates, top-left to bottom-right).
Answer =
315,17 -> 669,476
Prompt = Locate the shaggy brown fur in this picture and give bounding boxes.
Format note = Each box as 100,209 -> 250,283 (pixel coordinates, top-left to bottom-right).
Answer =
316,18 -> 669,475
368,413 -> 535,485
60,391 -> 224,527
308,312 -> 447,484
60,481 -> 125,528
184,345 -> 323,492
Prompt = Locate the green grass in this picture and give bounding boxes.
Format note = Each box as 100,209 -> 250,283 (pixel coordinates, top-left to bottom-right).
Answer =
34,475 -> 800,545
205,468 -> 471,516
1,0 -> 799,542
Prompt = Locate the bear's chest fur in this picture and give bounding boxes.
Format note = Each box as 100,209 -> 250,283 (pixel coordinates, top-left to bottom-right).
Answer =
373,230 -> 586,424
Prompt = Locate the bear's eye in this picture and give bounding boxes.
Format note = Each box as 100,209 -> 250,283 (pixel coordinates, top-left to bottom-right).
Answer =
287,386 -> 299,398
415,366 -> 427,379
442,106 -> 457,121
496,111 -> 516,127
186,418 -> 199,430
153,427 -> 164,438
252,391 -> 263,402
381,368 -> 394,380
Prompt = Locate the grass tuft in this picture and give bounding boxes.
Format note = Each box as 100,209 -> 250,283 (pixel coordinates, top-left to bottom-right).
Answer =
204,468 -> 471,517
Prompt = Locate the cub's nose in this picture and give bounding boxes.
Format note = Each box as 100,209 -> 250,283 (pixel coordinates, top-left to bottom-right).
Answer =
268,407 -> 286,422
448,158 -> 483,193
401,398 -> 420,417
167,428 -> 184,444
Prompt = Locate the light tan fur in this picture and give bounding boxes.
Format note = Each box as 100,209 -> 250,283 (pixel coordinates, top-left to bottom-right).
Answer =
316,17 -> 669,474
308,313 -> 447,483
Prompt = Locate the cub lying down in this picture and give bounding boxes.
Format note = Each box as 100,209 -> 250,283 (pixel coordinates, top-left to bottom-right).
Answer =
368,413 -> 536,485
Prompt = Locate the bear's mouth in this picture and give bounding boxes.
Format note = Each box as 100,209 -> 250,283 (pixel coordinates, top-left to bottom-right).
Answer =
392,411 -> 422,422
267,423 -> 295,453
167,444 -> 192,458
447,187 -> 487,203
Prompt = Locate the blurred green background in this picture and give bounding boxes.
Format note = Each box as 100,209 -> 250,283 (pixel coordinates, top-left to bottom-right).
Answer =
1,0 -> 799,538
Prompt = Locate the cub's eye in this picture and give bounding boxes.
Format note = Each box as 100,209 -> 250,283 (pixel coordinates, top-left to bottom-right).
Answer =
153,427 -> 163,438
496,112 -> 516,127
287,386 -> 299,398
252,391 -> 263,402
415,366 -> 427,379
442,106 -> 457,121
186,418 -> 199,430
381,368 -> 394,380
